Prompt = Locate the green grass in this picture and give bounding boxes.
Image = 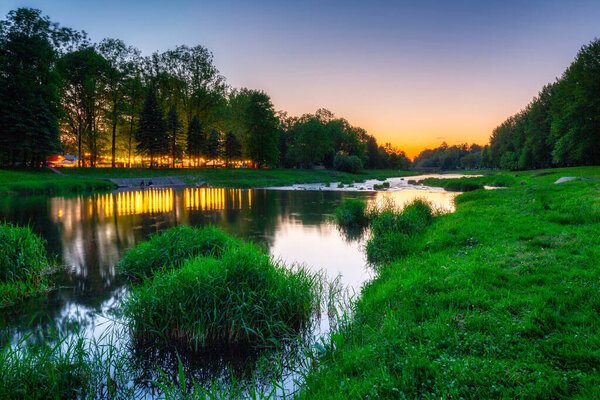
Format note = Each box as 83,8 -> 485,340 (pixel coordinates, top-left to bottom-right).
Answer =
60,167 -> 415,188
123,241 -> 321,350
299,166 -> 600,399
420,173 -> 517,191
0,169 -> 115,196
0,327 -> 144,399
118,225 -> 239,280
373,181 -> 391,190
334,198 -> 369,228
365,199 -> 435,265
0,222 -> 54,307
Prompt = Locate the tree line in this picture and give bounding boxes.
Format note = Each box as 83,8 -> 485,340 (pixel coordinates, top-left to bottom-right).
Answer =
405,38 -> 600,172
0,8 -> 409,171
483,38 -> 600,170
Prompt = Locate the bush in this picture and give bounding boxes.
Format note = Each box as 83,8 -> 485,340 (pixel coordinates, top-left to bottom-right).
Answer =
333,154 -> 363,174
118,226 -> 238,279
334,198 -> 368,227
123,242 -> 321,349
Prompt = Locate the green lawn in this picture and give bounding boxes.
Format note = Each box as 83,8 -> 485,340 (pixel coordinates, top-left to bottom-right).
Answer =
59,167 -> 416,188
0,169 -> 115,196
300,166 -> 600,399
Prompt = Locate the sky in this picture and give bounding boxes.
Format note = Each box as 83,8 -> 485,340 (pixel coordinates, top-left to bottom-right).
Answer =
2,0 -> 600,157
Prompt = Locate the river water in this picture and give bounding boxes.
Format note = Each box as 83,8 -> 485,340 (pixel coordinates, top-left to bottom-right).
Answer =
0,179 -> 458,396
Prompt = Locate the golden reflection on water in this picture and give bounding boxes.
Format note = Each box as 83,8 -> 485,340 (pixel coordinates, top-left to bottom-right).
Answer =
184,188 -> 251,211
53,188 -> 253,221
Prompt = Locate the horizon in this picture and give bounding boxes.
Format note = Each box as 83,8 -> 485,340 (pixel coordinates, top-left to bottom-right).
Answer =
2,1 -> 600,157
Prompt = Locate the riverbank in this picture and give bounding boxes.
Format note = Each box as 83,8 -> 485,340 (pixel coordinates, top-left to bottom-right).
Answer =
59,167 -> 417,189
0,169 -> 116,196
299,166 -> 600,399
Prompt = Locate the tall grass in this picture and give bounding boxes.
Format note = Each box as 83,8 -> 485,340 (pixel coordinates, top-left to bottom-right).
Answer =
366,199 -> 434,265
0,222 -> 54,307
123,242 -> 322,350
334,198 -> 369,227
118,225 -> 239,279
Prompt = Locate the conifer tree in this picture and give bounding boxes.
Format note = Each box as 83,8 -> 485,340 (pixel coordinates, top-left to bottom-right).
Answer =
187,115 -> 205,167
165,105 -> 183,168
223,131 -> 241,167
206,129 -> 221,167
136,87 -> 167,167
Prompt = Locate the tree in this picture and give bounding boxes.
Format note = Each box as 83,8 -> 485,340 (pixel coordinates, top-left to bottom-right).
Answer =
165,105 -> 183,167
288,116 -> 332,167
206,129 -> 221,166
97,38 -> 139,167
59,46 -> 109,167
234,89 -> 279,167
0,8 -> 80,166
187,115 -> 205,167
136,87 -> 167,166
223,131 -> 242,167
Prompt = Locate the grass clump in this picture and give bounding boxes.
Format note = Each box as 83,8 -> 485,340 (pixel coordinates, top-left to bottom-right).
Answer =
118,225 -> 238,279
373,181 -> 390,190
0,222 -> 53,307
366,199 -> 434,265
124,242 -> 321,350
0,334 -> 90,400
334,198 -> 369,228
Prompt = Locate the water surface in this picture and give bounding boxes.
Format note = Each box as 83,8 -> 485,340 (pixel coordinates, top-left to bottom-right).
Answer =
0,185 -> 458,394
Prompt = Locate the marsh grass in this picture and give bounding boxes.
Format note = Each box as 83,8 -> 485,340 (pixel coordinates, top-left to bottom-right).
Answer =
333,198 -> 369,228
0,222 -> 55,307
366,198 -> 434,265
124,242 -> 322,350
118,225 -> 239,279
0,324 -> 145,400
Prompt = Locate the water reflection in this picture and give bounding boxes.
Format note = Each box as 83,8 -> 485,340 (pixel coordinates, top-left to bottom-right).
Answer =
0,186 -> 457,395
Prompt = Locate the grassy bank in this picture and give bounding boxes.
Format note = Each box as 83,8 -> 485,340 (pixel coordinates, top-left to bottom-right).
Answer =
0,222 -> 55,308
418,173 -> 517,191
0,169 -> 115,196
300,166 -> 600,398
60,167 -> 415,188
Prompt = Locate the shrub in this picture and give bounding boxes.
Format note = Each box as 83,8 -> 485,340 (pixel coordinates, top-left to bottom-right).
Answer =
123,242 -> 321,349
118,226 -> 238,279
333,154 -> 363,174
334,198 -> 369,227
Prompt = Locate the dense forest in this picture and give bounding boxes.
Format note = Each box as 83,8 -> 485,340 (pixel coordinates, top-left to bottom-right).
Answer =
0,8 -> 410,170
412,38 -> 600,171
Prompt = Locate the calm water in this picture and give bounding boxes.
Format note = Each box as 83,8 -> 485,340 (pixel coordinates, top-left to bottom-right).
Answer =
0,184 -> 457,395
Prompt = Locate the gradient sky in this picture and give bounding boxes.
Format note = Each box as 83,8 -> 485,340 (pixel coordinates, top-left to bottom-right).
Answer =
3,1 -> 600,156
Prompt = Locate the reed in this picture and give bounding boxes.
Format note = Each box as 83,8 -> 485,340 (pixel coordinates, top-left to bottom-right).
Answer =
124,242 -> 321,350
118,225 -> 239,279
0,222 -> 54,307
